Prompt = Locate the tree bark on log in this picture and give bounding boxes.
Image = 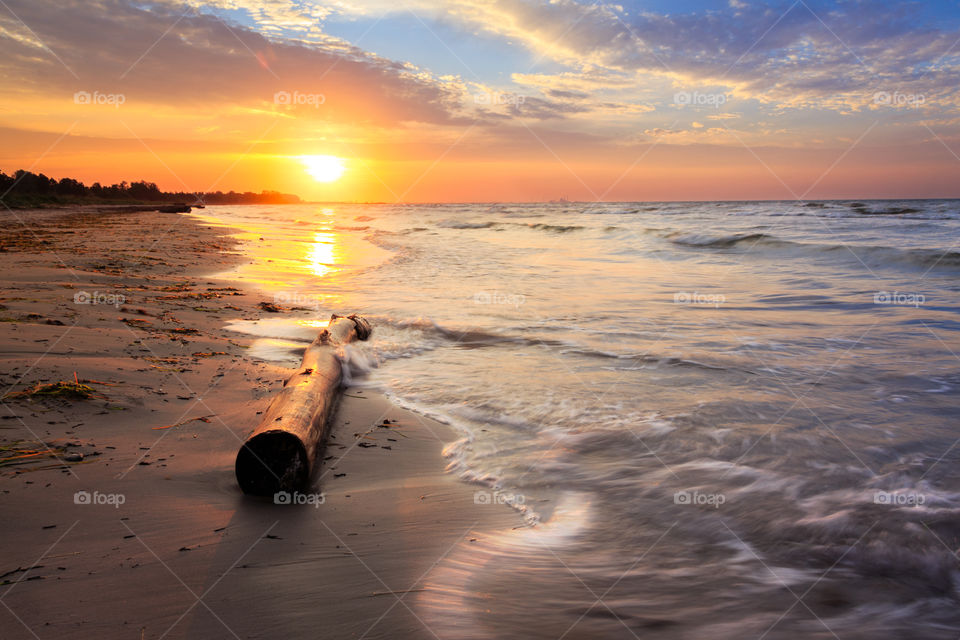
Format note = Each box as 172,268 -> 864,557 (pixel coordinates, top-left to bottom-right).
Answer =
235,314 -> 372,495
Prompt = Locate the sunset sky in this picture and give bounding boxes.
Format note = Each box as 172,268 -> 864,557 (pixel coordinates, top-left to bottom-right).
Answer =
1,0 -> 959,202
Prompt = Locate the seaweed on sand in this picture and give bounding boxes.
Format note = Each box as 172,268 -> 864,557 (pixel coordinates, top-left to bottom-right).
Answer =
1,374 -> 105,401
2,381 -> 96,400
0,440 -> 80,469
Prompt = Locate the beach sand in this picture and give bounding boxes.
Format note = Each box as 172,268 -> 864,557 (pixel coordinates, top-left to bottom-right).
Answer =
0,207 -> 519,639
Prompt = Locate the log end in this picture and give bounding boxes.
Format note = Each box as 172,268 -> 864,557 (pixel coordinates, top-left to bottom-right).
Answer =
347,314 -> 372,340
235,430 -> 310,496
329,313 -> 372,341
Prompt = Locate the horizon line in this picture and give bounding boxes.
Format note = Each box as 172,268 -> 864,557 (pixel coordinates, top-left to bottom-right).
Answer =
294,197 -> 960,205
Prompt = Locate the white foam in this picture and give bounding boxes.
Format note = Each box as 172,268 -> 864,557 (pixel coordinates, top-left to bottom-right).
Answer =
224,317 -> 325,341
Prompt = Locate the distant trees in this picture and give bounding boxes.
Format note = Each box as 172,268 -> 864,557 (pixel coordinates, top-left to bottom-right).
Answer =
0,170 -> 59,197
0,169 -> 302,206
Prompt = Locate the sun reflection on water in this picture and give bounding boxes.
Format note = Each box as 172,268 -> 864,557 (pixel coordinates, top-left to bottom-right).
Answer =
307,230 -> 338,278
188,205 -> 393,312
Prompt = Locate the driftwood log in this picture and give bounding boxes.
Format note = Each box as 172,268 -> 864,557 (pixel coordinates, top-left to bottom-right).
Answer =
235,314 -> 372,495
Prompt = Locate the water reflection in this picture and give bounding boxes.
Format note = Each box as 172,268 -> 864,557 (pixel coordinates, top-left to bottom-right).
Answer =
189,206 -> 391,299
307,230 -> 338,278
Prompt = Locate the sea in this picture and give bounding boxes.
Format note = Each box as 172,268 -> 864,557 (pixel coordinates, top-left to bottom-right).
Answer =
194,200 -> 960,639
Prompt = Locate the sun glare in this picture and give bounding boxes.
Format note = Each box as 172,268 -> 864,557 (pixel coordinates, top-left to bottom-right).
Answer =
300,155 -> 346,183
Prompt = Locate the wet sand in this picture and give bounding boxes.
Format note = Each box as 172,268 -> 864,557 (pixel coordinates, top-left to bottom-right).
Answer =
0,207 -> 519,639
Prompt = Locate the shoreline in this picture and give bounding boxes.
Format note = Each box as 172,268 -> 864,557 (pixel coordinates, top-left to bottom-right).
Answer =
0,207 -> 519,639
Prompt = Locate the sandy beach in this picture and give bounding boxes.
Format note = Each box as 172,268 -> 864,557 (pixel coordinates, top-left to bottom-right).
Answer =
0,207 -> 518,639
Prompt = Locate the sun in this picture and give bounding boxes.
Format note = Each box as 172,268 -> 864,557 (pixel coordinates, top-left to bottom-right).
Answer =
300,155 -> 346,183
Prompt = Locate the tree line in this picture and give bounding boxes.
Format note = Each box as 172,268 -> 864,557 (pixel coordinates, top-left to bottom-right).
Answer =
0,169 -> 302,206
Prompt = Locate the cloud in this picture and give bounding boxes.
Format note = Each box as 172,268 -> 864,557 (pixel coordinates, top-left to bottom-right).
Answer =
512,68 -> 638,92
513,96 -> 590,119
159,0 -> 960,120
0,0 -> 467,126
417,0 -> 960,109
547,88 -> 590,100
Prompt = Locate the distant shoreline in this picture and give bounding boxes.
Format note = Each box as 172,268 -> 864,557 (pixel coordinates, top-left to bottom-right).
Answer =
0,169 -> 303,209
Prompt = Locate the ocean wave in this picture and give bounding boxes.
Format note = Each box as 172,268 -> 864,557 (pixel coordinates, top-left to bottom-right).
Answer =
523,222 -> 584,233
337,343 -> 379,385
847,202 -> 923,215
373,316 -> 589,350
560,347 -> 735,372
667,231 -> 960,269
436,219 -> 498,229
668,232 -> 782,248
813,244 -> 960,269
368,315 -> 749,376
433,219 -> 585,233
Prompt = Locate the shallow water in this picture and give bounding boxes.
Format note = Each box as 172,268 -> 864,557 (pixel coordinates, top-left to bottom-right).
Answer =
196,200 -> 960,638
